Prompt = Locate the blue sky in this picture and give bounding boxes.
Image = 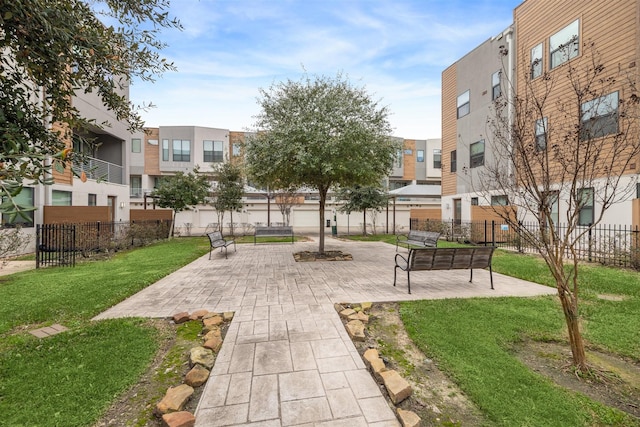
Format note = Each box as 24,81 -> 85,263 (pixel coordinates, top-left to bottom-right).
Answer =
131,0 -> 522,139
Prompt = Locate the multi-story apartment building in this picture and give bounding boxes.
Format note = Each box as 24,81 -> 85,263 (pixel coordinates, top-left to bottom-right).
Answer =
442,0 -> 640,227
132,126 -> 442,234
441,26 -> 514,224
3,82 -> 137,251
389,137 -> 442,189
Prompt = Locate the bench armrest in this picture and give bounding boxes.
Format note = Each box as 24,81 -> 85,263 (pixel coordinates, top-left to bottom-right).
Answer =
396,234 -> 408,241
394,252 -> 409,269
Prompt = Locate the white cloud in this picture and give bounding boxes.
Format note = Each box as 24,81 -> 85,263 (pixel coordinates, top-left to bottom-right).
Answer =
132,0 -> 521,138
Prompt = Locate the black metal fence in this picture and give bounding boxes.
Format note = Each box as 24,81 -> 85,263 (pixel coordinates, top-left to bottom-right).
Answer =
411,219 -> 640,270
36,219 -> 172,268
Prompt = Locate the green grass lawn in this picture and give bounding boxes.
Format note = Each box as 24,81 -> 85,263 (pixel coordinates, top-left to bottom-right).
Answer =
0,237 -> 209,426
2,233 -> 639,426
345,234 -> 640,426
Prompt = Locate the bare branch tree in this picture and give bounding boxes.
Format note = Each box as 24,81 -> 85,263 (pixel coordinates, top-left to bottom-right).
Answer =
479,41 -> 640,372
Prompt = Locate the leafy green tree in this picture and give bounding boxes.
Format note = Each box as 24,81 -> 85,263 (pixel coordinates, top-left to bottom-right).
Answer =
0,0 -> 180,216
338,186 -> 388,235
212,162 -> 244,236
247,72 -> 398,253
152,169 -> 211,236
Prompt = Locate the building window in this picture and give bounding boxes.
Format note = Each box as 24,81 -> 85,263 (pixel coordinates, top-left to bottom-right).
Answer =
450,150 -> 457,172
204,140 -> 224,162
581,91 -> 619,140
416,149 -> 424,162
491,195 -> 508,206
578,188 -> 594,226
395,149 -> 402,168
637,183 -> 640,199
148,139 -> 158,146
162,139 -> 169,161
2,187 -> 34,227
52,190 -> 72,206
470,140 -> 485,168
531,43 -> 543,79
88,193 -> 97,206
457,90 -> 470,118
471,197 -> 479,206
172,139 -> 191,162
535,117 -> 548,151
433,149 -> 441,169
550,19 -> 579,69
130,176 -> 142,198
232,142 -> 241,157
491,71 -> 501,100
131,138 -> 141,153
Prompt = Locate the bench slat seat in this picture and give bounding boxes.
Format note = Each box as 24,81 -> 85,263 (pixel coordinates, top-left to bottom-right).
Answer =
207,232 -> 236,259
394,246 -> 496,294
254,226 -> 294,244
396,230 -> 441,251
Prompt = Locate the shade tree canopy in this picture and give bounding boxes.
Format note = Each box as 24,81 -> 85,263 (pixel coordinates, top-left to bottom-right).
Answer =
0,0 -> 180,215
246,72 -> 399,252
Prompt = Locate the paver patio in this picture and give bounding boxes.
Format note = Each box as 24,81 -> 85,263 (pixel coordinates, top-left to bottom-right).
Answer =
95,237 -> 556,427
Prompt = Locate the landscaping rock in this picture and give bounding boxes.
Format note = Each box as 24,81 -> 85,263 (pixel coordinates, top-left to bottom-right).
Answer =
190,309 -> 209,320
185,364 -> 210,387
345,319 -> 365,341
223,311 -> 234,321
360,302 -> 373,312
156,384 -> 194,414
348,311 -> 369,324
370,357 -> 387,381
203,335 -> 223,352
203,328 -> 221,341
380,370 -> 412,404
397,408 -> 421,427
339,308 -> 357,319
363,348 -> 380,367
162,411 -> 196,427
203,315 -> 223,328
172,312 -> 190,324
189,346 -> 215,369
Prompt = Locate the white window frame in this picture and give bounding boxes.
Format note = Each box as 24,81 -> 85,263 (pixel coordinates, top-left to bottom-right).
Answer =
581,91 -> 619,140
470,140 -> 485,168
550,19 -> 579,69
535,117 -> 548,151
531,43 -> 543,79
457,90 -> 470,119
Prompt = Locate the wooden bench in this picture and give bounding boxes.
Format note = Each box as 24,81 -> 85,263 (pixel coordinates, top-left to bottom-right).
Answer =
254,225 -> 294,244
396,230 -> 441,251
394,246 -> 497,294
207,231 -> 236,259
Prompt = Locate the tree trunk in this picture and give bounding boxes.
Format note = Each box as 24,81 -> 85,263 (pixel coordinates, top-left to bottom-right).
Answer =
362,210 -> 367,235
319,187 -> 327,254
557,286 -> 588,370
230,210 -> 234,236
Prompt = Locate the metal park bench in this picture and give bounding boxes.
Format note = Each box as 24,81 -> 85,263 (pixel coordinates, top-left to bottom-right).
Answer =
254,225 -> 294,244
207,231 -> 236,259
396,230 -> 441,251
393,246 -> 497,294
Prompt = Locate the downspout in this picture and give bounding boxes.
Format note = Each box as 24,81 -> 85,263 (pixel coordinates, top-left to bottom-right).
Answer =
506,25 -> 515,186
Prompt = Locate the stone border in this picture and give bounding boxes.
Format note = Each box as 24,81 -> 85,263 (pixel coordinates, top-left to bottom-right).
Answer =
336,302 -> 422,427
155,310 -> 233,427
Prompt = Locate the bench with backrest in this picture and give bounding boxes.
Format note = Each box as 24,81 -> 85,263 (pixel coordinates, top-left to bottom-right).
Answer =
396,230 -> 441,251
207,231 -> 236,259
254,225 -> 294,244
394,246 -> 497,294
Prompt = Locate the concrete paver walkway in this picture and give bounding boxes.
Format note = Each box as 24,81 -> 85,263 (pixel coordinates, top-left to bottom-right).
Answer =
95,238 -> 556,427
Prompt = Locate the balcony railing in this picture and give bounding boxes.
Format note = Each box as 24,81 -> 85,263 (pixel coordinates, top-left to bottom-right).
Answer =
73,157 -> 123,184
